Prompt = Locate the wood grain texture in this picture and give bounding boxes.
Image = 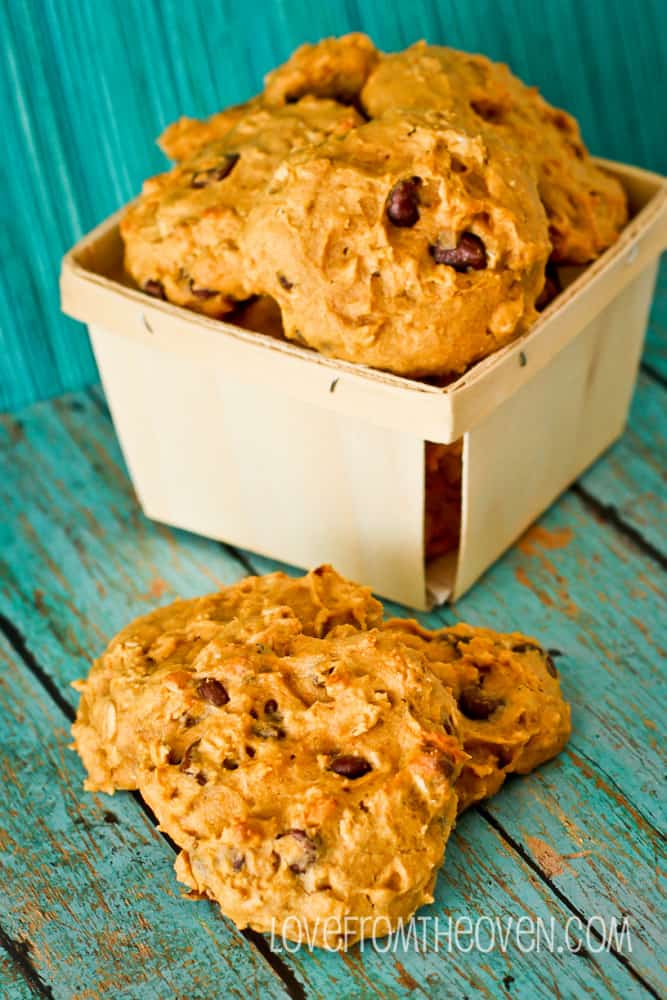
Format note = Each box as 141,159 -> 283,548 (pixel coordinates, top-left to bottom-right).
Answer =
1,383 -> 664,997
1,0 -> 665,410
578,372 -> 666,556
0,631 -> 291,1000
643,258 -> 667,380
0,949 -> 41,1000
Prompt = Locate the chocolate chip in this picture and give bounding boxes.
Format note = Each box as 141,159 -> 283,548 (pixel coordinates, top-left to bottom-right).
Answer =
264,699 -> 278,716
189,280 -> 218,300
195,771 -> 207,785
423,741 -> 457,777
230,850 -> 245,872
144,279 -> 166,299
329,755 -> 372,779
459,687 -> 503,721
277,829 -> 318,874
167,748 -> 183,766
180,740 -> 200,773
222,758 -> 239,771
430,232 -> 487,272
545,654 -> 558,678
277,273 -> 293,291
249,708 -> 259,720
386,177 -> 421,227
191,153 -> 239,188
512,642 -> 541,654
196,678 -> 229,706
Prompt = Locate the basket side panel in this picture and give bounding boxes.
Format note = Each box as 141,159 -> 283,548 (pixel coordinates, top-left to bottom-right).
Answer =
453,260 -> 659,599
89,323 -> 428,608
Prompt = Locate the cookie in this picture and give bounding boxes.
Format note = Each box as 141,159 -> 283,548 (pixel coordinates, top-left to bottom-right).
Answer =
361,43 -> 627,263
381,618 -> 571,811
243,110 -> 550,376
72,567 -> 465,947
121,98 -> 362,315
158,97 -> 262,162
425,441 -> 462,561
72,566 -> 571,945
264,33 -> 379,107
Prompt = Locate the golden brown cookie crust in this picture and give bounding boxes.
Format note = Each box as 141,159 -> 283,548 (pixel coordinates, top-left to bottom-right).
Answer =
382,618 -> 571,811
72,566 -> 571,946
121,97 -> 363,315
72,567 -> 464,946
361,43 -> 628,263
264,33 -> 380,107
158,97 -> 262,162
244,109 -> 550,376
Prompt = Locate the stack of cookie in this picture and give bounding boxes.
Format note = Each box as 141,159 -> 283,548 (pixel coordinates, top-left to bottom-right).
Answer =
72,566 -> 570,947
121,33 -> 627,378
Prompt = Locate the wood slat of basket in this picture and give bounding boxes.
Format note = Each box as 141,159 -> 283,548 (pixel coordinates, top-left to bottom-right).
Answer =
0,386 -> 661,996
0,633 -> 289,1000
642,258 -> 667,380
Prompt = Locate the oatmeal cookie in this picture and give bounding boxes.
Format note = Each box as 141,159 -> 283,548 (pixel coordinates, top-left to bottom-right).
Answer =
425,441 -> 462,561
361,43 -> 627,263
382,618 -> 571,811
72,567 -> 464,946
121,98 -> 362,315
158,97 -> 262,162
244,110 -> 550,376
264,32 -> 379,107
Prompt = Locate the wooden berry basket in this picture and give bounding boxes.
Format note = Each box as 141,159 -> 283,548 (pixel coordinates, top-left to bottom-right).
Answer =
61,160 -> 666,610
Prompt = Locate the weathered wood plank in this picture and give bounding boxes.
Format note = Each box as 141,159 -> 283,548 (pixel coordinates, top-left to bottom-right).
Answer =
0,390 -> 658,998
0,948 -> 40,1000
577,373 -> 666,557
0,632 -> 290,1000
0,391 -> 248,702
429,495 -> 666,831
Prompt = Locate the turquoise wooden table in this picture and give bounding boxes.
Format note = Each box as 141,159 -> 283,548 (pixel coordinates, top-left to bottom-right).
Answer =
0,262 -> 665,998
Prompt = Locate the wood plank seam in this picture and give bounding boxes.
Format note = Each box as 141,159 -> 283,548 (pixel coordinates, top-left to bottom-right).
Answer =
0,611 -> 73,721
640,361 -> 667,390
0,925 -> 53,1000
479,807 -> 661,1000
0,609 -> 308,1000
571,483 -> 667,569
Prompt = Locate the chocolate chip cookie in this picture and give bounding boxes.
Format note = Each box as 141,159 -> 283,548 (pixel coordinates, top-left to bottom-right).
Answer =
72,566 -> 570,946
425,441 -> 462,561
263,32 -> 379,107
121,98 -> 362,315
243,109 -> 550,376
382,618 -> 571,811
361,42 -> 628,264
72,567 -> 465,946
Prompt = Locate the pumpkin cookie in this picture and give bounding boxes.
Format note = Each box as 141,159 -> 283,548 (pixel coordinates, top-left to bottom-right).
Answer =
244,110 -> 550,376
72,567 -> 464,947
121,98 -> 362,315
425,441 -> 462,561
382,618 -> 571,811
264,32 -> 379,107
72,566 -> 571,946
361,43 -> 627,263
158,97 -> 262,162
